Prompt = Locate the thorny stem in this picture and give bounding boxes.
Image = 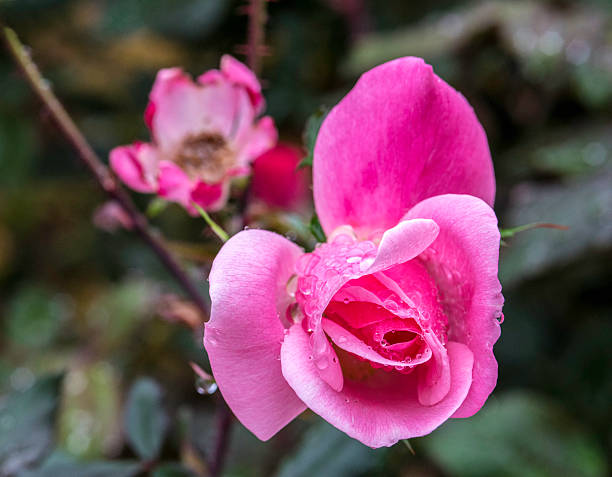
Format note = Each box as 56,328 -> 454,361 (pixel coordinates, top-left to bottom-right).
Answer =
245,0 -> 268,75
1,25 -> 210,317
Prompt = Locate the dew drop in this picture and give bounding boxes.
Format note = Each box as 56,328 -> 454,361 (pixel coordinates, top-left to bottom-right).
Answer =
337,335 -> 347,344
359,257 -> 375,271
286,274 -> 298,297
343,297 -> 350,305
315,356 -> 329,370
286,302 -> 304,324
195,376 -> 218,395
383,298 -> 399,313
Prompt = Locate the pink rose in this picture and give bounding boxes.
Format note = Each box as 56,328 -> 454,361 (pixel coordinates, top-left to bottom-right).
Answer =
250,143 -> 310,211
110,55 -> 277,213
204,57 -> 503,447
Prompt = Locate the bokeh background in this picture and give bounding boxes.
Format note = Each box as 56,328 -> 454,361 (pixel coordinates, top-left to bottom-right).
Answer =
1,0 -> 611,476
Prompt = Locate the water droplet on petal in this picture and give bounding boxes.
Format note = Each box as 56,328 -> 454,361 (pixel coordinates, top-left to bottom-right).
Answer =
286,302 -> 304,324
315,356 -> 329,370
286,274 -> 297,297
383,298 -> 399,313
337,335 -> 347,344
359,257 -> 375,271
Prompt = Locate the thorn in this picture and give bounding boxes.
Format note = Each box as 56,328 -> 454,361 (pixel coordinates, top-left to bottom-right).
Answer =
402,439 -> 416,455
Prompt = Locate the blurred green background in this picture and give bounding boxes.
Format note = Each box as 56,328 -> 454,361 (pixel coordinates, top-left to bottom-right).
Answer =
1,0 -> 611,476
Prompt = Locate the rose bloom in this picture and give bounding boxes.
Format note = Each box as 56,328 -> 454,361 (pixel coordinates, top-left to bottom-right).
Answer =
250,142 -> 310,211
110,55 -> 277,213
204,57 -> 504,448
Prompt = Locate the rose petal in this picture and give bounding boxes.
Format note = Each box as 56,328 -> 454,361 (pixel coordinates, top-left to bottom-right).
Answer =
365,218 -> 439,273
220,54 -> 264,112
191,180 -> 228,212
109,142 -> 158,193
313,57 -> 495,236
403,194 -> 503,417
157,161 -> 195,210
233,116 -> 278,168
322,318 -> 431,368
281,323 -> 473,448
147,68 -> 238,150
205,230 -> 307,440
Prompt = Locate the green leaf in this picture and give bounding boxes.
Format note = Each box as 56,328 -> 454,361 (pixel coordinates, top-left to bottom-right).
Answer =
499,167 -> 612,287
19,452 -> 141,477
124,378 -> 168,461
146,197 -> 168,219
421,392 -> 607,477
299,107 -> 329,168
0,373 -> 64,476
276,420 -> 383,477
152,463 -> 197,477
499,222 -> 568,240
309,214 -> 326,243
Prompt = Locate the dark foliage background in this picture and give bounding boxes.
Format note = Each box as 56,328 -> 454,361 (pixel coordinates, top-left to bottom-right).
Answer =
0,0 -> 610,476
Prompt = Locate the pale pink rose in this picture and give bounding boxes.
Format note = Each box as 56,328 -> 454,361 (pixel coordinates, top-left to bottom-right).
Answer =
110,55 -> 278,213
250,143 -> 310,210
204,57 -> 503,447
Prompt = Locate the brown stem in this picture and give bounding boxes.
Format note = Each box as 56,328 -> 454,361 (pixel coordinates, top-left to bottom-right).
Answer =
209,399 -> 233,477
1,25 -> 209,317
246,0 -> 267,75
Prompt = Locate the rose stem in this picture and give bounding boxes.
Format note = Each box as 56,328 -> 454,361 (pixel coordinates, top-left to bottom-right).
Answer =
0,24 -> 210,317
246,0 -> 268,76
209,398 -> 233,477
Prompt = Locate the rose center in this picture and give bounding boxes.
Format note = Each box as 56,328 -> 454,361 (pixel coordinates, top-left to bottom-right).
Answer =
174,133 -> 235,183
383,330 -> 417,346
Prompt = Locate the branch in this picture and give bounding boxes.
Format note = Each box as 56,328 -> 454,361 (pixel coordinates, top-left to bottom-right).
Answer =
208,399 -> 233,477
1,25 -> 210,317
246,0 -> 268,75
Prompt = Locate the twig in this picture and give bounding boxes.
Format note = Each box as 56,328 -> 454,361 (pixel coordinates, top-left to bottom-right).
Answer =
245,0 -> 268,75
209,399 -> 233,477
1,25 -> 210,317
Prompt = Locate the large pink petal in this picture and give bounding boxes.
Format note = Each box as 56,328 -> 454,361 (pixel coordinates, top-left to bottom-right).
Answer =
281,323 -> 473,448
403,194 -> 503,418
205,230 -> 307,440
313,57 -> 495,235
109,142 -> 158,193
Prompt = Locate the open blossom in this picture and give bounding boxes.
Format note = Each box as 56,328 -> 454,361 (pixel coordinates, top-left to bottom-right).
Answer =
204,57 -> 503,447
110,55 -> 277,213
